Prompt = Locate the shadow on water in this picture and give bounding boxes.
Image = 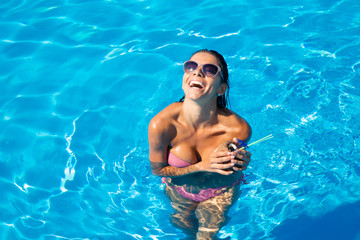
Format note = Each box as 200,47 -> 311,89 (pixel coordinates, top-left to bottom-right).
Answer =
269,200 -> 360,240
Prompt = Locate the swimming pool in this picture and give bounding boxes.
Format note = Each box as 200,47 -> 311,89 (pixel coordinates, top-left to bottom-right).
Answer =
1,0 -> 360,239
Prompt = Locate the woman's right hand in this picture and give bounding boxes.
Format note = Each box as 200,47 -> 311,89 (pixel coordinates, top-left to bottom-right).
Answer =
197,150 -> 237,175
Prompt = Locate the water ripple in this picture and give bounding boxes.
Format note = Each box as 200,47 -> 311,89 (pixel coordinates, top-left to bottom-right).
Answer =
1,0 -> 360,239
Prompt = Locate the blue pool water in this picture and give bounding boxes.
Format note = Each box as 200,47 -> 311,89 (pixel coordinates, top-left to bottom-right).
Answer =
1,0 -> 360,239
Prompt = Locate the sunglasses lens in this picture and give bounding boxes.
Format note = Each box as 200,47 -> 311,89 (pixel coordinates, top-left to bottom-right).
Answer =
184,61 -> 198,73
203,64 -> 219,77
184,61 -> 220,78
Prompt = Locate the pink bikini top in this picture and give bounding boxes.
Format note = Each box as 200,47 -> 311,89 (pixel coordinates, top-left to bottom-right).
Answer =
164,152 -> 248,202
168,152 -> 192,168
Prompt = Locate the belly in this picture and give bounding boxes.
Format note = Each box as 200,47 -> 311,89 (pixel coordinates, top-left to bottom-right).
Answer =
168,171 -> 244,193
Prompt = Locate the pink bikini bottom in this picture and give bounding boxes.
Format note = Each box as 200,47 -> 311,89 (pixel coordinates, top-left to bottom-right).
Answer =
162,177 -> 247,202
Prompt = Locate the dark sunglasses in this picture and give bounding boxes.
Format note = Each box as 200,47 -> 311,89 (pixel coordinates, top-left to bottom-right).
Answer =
183,61 -> 223,80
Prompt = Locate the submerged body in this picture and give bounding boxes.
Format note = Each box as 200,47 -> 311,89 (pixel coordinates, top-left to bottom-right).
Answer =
148,50 -> 252,239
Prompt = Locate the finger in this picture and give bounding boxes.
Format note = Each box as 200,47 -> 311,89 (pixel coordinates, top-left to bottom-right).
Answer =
234,152 -> 250,159
211,151 -> 231,158
235,150 -> 251,162
234,160 -> 248,168
210,155 -> 234,164
235,149 -> 252,158
244,150 -> 252,158
233,166 -> 241,171
233,166 -> 247,171
211,161 -> 235,169
234,154 -> 251,164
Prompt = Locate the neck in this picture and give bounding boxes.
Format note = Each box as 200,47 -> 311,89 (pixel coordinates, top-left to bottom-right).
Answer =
182,98 -> 218,129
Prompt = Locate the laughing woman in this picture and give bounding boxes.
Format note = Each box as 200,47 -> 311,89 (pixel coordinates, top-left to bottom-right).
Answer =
148,49 -> 252,240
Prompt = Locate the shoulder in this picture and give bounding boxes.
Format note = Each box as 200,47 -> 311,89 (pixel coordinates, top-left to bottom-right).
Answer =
219,108 -> 252,142
148,102 -> 182,137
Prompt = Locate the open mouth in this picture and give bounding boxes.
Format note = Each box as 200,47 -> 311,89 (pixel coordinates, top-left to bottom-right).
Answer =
189,80 -> 205,89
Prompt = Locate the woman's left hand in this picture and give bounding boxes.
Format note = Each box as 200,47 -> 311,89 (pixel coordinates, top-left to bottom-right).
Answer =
231,137 -> 252,171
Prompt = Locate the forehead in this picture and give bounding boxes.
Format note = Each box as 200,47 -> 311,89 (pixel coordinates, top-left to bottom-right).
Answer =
189,52 -> 219,65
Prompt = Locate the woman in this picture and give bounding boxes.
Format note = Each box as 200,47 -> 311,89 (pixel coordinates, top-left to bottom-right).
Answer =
148,49 -> 252,239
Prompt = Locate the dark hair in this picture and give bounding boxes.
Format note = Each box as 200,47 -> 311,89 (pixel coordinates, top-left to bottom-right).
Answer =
179,49 -> 230,108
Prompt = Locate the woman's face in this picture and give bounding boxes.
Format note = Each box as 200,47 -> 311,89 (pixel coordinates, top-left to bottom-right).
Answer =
182,52 -> 225,103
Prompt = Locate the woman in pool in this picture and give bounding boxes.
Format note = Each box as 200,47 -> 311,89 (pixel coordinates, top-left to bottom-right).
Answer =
148,49 -> 252,239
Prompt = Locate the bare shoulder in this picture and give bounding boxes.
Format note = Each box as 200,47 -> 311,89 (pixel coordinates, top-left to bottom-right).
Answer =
148,102 -> 181,138
220,108 -> 252,142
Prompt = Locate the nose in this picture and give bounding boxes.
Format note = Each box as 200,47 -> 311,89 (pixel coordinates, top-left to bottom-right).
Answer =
192,65 -> 204,77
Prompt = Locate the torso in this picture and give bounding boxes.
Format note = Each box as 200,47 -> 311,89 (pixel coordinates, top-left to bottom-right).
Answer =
160,102 -> 250,192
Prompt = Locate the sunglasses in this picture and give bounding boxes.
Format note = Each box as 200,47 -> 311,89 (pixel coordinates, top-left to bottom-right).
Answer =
183,61 -> 223,80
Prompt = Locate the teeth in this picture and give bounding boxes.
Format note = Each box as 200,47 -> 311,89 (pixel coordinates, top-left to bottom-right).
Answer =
190,81 -> 204,88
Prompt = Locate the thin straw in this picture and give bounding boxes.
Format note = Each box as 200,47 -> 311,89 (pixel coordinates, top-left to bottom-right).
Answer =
238,134 -> 273,150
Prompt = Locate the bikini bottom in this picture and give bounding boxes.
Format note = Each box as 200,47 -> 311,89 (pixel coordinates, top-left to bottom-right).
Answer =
162,177 -> 247,202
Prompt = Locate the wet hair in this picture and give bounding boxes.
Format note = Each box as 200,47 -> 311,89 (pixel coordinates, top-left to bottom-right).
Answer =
179,49 -> 230,108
